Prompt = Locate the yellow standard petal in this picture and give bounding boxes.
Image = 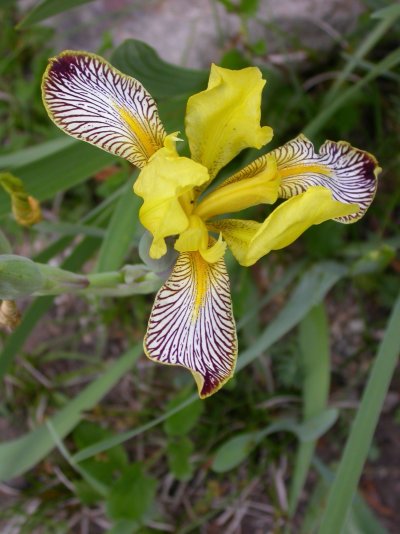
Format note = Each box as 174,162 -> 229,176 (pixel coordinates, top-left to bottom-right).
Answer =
274,135 -> 381,222
185,64 -> 273,179
144,251 -> 238,398
195,153 -> 279,220
241,186 -> 359,266
134,134 -> 210,259
42,51 -> 166,168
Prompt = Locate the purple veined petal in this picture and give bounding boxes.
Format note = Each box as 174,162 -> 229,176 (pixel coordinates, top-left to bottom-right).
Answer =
274,134 -> 380,223
42,51 -> 166,168
144,251 -> 237,398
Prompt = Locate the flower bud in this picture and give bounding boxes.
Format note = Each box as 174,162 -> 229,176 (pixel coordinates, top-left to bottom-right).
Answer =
36,264 -> 89,294
0,254 -> 44,299
0,172 -> 42,227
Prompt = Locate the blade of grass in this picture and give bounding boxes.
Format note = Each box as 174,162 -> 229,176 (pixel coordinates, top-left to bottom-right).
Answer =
96,175 -> 140,272
0,139 -> 116,217
318,290 -> 400,534
288,302 -> 330,516
323,5 -> 400,103
0,345 -> 142,481
304,46 -> 400,138
17,0 -> 97,28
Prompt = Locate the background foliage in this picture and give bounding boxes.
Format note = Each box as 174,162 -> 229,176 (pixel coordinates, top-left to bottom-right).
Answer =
0,0 -> 399,532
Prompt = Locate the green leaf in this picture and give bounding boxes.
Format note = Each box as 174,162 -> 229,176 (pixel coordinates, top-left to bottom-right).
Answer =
212,431 -> 263,473
106,463 -> 157,522
211,411 -> 338,473
0,138 -> 116,218
167,435 -> 194,481
237,261 -> 347,371
0,345 -> 142,481
96,175 -> 140,272
163,388 -> 204,436
319,290 -> 400,534
111,39 -> 207,100
17,0 -> 97,28
73,421 -> 128,488
289,303 -> 331,516
295,409 -> 338,442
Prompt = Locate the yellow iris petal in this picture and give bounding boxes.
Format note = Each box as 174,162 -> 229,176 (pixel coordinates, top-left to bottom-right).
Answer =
185,64 -> 273,179
241,186 -> 359,266
175,215 -> 226,263
134,134 -> 210,258
195,153 -> 279,220
208,219 -> 260,265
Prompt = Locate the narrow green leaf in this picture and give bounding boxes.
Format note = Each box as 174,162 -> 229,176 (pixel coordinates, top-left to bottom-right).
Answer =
319,291 -> 400,534
17,0 -> 97,28
324,6 -> 400,102
0,139 -> 116,217
305,47 -> 400,138
96,175 -> 140,272
0,345 -> 142,481
237,262 -> 347,371
289,303 -> 330,516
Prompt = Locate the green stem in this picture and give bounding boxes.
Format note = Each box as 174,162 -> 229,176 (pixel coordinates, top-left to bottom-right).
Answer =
319,290 -> 400,534
86,271 -> 125,288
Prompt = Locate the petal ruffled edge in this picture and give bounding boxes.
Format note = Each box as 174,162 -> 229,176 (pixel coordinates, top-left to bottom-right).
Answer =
185,64 -> 273,179
42,50 -> 166,168
274,135 -> 380,223
144,252 -> 238,398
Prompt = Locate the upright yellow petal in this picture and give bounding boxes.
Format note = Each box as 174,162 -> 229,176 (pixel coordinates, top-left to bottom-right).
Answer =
134,134 -> 210,258
144,252 -> 237,398
185,65 -> 273,179
242,186 -> 359,266
274,135 -> 380,222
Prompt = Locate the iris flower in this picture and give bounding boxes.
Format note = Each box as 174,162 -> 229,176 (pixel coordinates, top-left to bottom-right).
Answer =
42,52 -> 379,398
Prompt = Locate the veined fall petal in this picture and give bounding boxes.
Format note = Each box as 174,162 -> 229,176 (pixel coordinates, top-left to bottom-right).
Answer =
239,186 -> 359,266
186,64 -> 273,179
144,251 -> 237,398
134,134 -> 210,258
42,51 -> 166,168
274,135 -> 380,222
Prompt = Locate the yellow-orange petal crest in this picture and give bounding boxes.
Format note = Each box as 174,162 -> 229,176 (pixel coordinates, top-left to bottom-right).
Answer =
42,51 -> 166,168
185,64 -> 273,179
274,135 -> 380,222
144,252 -> 237,398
